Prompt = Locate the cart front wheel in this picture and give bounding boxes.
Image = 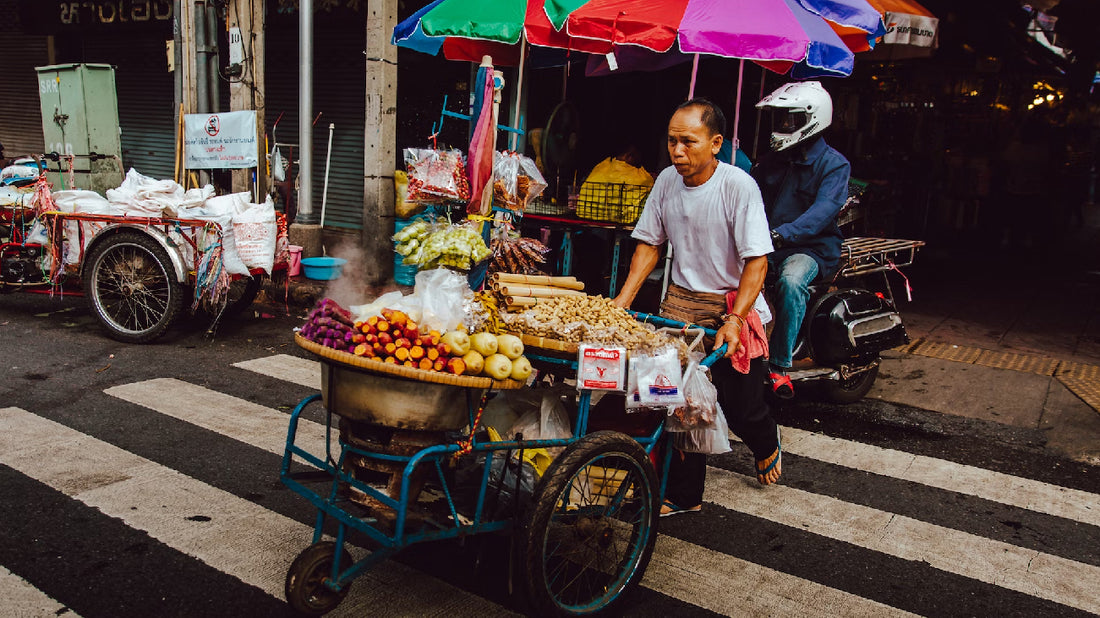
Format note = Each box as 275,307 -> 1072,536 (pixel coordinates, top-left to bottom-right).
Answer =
285,541 -> 353,616
519,431 -> 659,616
83,231 -> 183,343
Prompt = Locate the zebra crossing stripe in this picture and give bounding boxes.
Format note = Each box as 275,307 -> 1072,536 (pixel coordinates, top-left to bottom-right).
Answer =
104,378 -> 332,456
704,466 -> 1100,614
0,564 -> 81,618
233,354 -> 320,389
105,380 -> 910,617
645,535 -> 917,618
0,407 -> 513,617
239,353 -> 1100,528
773,427 -> 1100,528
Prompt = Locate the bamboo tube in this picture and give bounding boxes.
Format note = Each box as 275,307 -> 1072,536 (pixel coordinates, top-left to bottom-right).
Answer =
505,296 -> 540,307
492,273 -> 585,290
500,284 -> 585,298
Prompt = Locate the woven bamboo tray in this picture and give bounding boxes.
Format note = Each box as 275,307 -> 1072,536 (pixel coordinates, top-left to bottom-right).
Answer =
295,333 -> 525,390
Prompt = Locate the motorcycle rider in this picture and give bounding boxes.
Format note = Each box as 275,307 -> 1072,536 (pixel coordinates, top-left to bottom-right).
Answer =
751,81 -> 850,399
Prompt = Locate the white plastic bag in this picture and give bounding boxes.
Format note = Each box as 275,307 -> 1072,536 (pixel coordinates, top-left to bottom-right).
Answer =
673,402 -> 732,455
271,146 -> 287,182
232,196 -> 277,274
636,346 -> 686,407
52,190 -> 118,214
508,390 -> 573,456
181,191 -> 251,276
107,168 -> 213,217
665,359 -> 719,432
625,356 -> 667,414
414,268 -> 472,332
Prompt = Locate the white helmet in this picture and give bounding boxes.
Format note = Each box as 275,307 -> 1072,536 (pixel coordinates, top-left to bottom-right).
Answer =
756,81 -> 833,152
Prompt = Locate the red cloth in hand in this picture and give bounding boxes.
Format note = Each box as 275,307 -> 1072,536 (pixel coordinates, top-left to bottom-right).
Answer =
725,290 -> 769,374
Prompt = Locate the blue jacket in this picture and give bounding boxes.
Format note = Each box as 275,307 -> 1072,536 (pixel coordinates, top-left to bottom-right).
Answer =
751,136 -> 850,280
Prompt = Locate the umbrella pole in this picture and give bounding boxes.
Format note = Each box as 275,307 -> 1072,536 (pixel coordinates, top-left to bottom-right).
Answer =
687,54 -> 700,99
509,38 -> 527,152
732,59 -> 745,150
751,65 -> 767,160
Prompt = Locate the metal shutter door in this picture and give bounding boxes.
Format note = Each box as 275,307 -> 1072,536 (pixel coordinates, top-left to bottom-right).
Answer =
80,35 -> 175,181
266,26 -> 366,230
0,30 -> 48,158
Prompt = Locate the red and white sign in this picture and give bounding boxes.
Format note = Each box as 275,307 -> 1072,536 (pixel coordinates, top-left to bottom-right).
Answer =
183,111 -> 259,169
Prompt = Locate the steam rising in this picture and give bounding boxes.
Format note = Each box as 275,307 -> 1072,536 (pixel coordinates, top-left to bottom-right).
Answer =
323,239 -> 400,308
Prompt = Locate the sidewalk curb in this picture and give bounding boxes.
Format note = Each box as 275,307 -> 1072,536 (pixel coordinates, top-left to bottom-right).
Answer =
895,338 -> 1100,414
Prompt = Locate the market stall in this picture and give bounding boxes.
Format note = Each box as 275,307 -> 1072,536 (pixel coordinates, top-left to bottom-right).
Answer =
273,3 -> 913,613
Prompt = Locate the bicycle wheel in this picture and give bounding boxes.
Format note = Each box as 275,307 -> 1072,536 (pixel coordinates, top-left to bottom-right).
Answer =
519,431 -> 658,616
82,230 -> 183,343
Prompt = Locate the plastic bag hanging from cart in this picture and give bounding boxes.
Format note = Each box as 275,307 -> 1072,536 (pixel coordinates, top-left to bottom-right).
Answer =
665,358 -> 719,432
673,402 -> 732,455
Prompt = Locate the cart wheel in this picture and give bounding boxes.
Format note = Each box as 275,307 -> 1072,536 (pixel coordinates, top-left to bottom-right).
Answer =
819,363 -> 879,404
519,431 -> 658,616
285,541 -> 353,616
219,275 -> 263,318
82,231 -> 183,343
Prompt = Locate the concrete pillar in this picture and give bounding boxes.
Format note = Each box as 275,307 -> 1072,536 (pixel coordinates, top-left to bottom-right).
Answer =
363,0 -> 399,286
228,0 -> 266,201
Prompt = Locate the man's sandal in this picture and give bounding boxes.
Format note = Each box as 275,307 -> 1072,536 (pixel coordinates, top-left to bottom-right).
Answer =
769,372 -> 794,400
756,428 -> 782,485
660,500 -> 702,517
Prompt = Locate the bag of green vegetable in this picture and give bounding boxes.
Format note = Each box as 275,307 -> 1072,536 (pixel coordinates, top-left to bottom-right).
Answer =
398,221 -> 492,272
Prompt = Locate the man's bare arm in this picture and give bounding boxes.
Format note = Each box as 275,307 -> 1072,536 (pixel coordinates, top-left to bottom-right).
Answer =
612,243 -> 661,309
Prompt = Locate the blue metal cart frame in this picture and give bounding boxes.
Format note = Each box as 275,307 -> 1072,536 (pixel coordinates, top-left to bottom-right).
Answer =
280,312 -> 725,615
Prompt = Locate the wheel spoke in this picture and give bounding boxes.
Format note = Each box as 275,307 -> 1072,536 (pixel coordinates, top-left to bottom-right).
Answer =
93,242 -> 174,336
539,449 -> 653,611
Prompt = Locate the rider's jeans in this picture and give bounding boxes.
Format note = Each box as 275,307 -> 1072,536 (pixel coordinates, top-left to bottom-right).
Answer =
769,252 -> 819,369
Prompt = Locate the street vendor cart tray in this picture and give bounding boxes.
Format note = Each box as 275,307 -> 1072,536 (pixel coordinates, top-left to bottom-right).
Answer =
295,333 -> 523,431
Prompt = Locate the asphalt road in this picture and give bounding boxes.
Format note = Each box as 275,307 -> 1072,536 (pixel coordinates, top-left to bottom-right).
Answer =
1,292 -> 1098,617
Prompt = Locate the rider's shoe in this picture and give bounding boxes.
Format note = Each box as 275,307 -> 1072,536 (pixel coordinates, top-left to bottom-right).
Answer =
769,372 -> 794,399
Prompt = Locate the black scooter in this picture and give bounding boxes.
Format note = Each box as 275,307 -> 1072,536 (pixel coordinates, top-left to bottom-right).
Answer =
771,236 -> 924,403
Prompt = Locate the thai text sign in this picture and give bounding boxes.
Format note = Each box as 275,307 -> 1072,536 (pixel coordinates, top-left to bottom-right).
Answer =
882,12 -> 938,48
18,1 -> 173,34
184,112 -> 259,170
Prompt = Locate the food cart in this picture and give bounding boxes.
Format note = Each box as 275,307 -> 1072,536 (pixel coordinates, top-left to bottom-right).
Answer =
282,289 -> 727,616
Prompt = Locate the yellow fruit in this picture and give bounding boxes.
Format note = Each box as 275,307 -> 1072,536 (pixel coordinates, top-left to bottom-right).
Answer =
496,334 -> 524,360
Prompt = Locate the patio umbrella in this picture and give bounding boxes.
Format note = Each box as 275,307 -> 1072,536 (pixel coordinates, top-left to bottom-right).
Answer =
467,59 -> 499,215
796,0 -> 886,52
392,0 -> 612,65
565,0 -> 868,142
555,0 -> 860,80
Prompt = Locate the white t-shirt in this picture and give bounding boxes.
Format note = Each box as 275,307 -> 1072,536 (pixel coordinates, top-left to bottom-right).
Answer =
632,162 -> 774,322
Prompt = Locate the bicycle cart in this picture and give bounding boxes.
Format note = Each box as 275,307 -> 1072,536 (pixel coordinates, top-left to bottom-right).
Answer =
281,314 -> 726,616
1,176 -> 283,342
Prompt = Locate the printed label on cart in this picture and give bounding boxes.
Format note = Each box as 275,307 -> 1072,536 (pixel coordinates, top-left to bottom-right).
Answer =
577,345 -> 627,391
